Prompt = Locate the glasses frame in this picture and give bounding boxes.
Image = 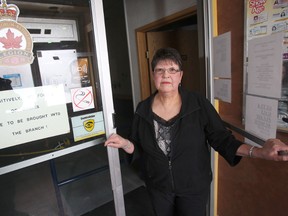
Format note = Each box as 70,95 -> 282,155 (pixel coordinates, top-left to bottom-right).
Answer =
153,67 -> 181,75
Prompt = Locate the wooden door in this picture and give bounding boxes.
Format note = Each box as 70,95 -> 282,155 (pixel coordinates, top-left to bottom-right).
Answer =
146,29 -> 203,95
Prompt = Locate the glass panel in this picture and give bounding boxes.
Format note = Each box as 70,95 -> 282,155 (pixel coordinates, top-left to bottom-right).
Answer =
0,0 -> 105,169
241,0 -> 288,144
0,1 -> 117,215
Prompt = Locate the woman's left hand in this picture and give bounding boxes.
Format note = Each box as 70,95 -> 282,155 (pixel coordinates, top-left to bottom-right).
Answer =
255,138 -> 288,161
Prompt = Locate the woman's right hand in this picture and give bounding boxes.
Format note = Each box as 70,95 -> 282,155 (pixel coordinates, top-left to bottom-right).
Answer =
104,133 -> 134,154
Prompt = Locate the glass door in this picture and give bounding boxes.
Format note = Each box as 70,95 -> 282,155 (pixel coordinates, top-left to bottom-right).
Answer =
0,0 -> 125,215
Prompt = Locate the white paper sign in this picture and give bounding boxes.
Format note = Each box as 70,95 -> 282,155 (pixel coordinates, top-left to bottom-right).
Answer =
213,32 -> 231,78
245,95 -> 278,141
214,79 -> 231,103
247,33 -> 283,98
37,49 -> 82,102
0,85 -> 70,149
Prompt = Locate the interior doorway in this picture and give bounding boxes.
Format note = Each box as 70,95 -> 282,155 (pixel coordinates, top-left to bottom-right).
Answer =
135,6 -> 211,215
136,6 -> 206,100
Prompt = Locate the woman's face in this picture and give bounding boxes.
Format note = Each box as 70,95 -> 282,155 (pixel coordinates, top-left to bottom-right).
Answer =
152,59 -> 183,94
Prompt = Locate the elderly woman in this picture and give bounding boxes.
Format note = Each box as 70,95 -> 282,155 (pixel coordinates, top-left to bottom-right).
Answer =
105,47 -> 288,216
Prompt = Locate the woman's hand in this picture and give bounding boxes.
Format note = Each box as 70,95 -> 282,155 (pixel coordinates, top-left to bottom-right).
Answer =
104,133 -> 134,154
253,139 -> 288,161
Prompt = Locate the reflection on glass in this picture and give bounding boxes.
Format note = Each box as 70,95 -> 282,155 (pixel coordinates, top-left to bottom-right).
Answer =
0,0 -> 103,166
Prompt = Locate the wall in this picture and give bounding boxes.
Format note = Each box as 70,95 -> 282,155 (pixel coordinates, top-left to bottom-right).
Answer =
217,1 -> 288,216
123,0 -> 197,108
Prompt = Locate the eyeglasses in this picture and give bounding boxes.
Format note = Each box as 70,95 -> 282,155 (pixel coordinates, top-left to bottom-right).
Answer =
154,68 -> 181,75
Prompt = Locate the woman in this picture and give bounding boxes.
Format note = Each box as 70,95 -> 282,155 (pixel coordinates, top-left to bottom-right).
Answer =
105,47 -> 288,216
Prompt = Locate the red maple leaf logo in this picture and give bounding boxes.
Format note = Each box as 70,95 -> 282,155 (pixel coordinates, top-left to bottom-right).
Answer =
0,29 -> 23,49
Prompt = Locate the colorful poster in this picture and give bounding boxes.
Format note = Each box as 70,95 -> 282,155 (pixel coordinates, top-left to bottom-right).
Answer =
77,57 -> 91,87
247,0 -> 288,39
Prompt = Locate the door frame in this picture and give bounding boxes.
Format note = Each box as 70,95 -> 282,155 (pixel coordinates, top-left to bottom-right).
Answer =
91,1 -> 125,215
135,6 -> 197,100
135,3 -> 216,216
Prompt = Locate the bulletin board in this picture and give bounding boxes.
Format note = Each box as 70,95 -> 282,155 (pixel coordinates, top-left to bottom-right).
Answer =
244,0 -> 288,140
216,2 -> 288,216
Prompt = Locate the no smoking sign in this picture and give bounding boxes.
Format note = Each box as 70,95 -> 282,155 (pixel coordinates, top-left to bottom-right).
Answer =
71,87 -> 95,112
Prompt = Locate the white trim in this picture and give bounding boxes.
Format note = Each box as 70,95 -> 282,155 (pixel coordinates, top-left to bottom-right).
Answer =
201,0 -> 216,215
90,1 -> 126,216
0,138 -> 105,175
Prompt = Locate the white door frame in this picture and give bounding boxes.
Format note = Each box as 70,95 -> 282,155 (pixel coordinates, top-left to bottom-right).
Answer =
91,1 -> 126,215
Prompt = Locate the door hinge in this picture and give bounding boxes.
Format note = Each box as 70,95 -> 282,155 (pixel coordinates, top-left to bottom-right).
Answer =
112,113 -> 116,128
145,50 -> 149,59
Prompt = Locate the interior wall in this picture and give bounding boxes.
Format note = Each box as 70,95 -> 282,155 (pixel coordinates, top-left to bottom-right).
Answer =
123,0 -> 197,108
217,1 -> 288,216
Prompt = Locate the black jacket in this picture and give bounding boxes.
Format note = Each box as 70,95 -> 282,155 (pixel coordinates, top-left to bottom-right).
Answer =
130,88 -> 242,193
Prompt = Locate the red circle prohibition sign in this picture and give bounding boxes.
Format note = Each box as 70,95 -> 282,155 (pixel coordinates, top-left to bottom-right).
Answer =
73,88 -> 93,109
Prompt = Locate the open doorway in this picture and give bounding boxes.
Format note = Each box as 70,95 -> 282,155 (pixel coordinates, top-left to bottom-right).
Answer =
136,6 -> 206,100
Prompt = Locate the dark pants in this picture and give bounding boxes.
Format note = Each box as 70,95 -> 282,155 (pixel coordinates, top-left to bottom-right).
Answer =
147,186 -> 209,216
